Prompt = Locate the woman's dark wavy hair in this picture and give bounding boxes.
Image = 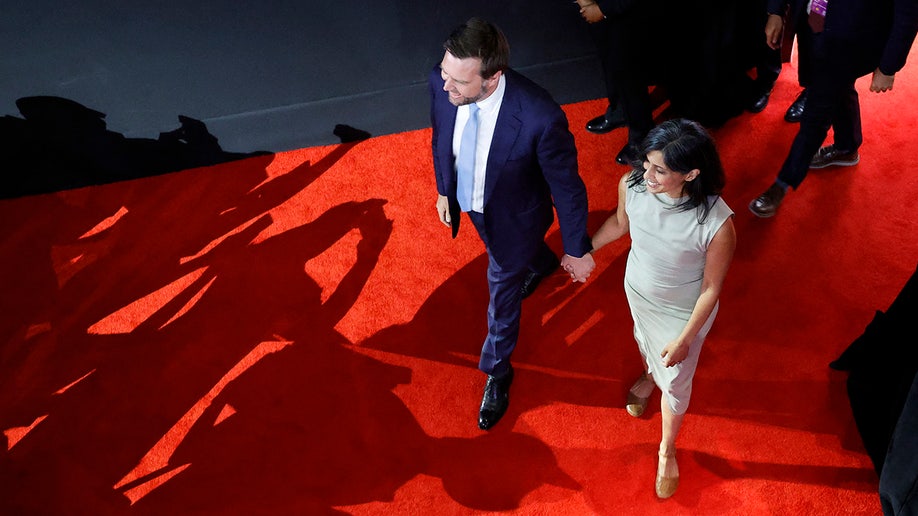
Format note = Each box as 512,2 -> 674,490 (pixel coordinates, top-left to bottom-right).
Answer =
443,17 -> 510,79
627,118 -> 726,223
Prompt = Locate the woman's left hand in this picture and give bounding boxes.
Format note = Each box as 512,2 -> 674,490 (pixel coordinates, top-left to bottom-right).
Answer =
660,341 -> 688,367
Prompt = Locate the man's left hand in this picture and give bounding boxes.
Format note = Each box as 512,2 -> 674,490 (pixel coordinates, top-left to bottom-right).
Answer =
871,69 -> 895,92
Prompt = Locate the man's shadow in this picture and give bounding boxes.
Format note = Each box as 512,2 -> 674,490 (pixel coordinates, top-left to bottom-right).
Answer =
0,133 -> 576,514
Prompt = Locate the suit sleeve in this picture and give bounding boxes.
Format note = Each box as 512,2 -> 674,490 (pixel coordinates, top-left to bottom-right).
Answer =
428,67 -> 447,197
879,0 -> 918,75
429,65 -> 462,238
596,0 -> 640,17
765,0 -> 789,16
537,107 -> 593,258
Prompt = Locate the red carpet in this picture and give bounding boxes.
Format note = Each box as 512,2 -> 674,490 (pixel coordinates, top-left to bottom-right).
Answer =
2,55 -> 917,515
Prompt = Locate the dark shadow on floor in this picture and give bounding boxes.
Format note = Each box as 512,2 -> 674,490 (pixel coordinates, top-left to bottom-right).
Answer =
0,96 -> 275,199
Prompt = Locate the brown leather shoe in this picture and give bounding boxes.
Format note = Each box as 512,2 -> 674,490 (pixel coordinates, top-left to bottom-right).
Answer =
748,183 -> 787,218
626,372 -> 654,417
809,144 -> 860,169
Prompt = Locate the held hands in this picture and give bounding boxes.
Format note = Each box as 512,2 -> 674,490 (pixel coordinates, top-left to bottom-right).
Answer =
561,253 -> 595,283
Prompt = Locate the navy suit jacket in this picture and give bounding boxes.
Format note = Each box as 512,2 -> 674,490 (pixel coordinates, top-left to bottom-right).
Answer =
768,0 -> 918,77
428,66 -> 592,269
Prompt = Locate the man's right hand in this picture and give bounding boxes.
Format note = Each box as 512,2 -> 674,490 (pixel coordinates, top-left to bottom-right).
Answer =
436,195 -> 451,227
765,14 -> 784,50
576,0 -> 605,23
870,69 -> 895,92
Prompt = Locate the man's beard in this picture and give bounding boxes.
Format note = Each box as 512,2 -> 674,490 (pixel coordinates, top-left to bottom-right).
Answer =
448,79 -> 491,106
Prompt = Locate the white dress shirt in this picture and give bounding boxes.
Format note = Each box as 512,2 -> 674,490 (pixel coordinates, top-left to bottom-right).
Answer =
452,74 -> 506,213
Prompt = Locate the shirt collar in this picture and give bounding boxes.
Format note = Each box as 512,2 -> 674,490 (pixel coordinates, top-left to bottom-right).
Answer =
474,73 -> 505,114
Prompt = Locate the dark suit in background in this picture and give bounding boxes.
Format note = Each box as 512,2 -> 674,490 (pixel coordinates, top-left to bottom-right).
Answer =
829,263 -> 918,515
781,0 -> 912,182
590,0 -> 657,162
659,0 -> 761,128
767,0 -> 917,193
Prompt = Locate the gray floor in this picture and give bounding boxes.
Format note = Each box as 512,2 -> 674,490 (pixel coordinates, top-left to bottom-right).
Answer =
1,1 -> 605,155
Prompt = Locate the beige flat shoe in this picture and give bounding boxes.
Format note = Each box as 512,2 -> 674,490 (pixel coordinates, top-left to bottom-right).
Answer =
655,450 -> 679,499
625,373 -> 653,417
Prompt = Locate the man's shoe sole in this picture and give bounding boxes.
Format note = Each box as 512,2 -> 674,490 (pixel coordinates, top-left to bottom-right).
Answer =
809,155 -> 860,169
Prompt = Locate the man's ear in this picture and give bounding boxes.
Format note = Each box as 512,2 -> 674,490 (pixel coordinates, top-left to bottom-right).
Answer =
486,70 -> 503,82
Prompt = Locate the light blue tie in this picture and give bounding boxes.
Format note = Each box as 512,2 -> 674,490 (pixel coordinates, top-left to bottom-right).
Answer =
456,103 -> 480,212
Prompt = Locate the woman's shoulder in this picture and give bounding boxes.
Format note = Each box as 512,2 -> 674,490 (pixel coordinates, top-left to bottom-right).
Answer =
702,195 -> 735,229
709,195 -> 734,217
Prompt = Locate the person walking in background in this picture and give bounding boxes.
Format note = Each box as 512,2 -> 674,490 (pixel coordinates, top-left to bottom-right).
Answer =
746,13 -> 784,115
749,0 -> 918,218
778,18 -> 813,124
576,0 -> 626,136
780,14 -> 813,124
429,18 -> 595,431
590,119 -> 736,499
575,0 -> 657,165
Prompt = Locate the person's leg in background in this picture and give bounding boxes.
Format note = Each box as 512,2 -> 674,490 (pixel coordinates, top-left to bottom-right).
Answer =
785,20 -> 813,122
747,1 -> 783,114
585,16 -> 626,134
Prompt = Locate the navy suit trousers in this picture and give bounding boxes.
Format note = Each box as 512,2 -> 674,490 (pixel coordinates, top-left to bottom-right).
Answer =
777,30 -> 863,189
467,210 -> 557,377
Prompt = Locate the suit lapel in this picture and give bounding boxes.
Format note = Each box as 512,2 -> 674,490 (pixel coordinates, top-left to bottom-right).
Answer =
484,74 -> 522,208
437,97 -> 458,186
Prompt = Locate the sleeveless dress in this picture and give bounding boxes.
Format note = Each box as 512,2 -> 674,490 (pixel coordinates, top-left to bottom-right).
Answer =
624,185 -> 734,415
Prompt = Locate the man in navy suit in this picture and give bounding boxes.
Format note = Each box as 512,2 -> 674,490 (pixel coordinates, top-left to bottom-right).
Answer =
429,18 -> 595,430
749,0 -> 918,218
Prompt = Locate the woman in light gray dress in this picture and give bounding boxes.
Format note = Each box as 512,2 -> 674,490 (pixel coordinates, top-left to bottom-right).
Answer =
589,119 -> 736,499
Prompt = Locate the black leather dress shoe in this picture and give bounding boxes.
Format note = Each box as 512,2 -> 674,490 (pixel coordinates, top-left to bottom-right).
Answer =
520,272 -> 545,299
519,258 -> 559,299
586,114 -> 625,134
478,367 -> 514,430
616,143 -> 640,166
784,89 -> 807,123
747,88 -> 772,113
